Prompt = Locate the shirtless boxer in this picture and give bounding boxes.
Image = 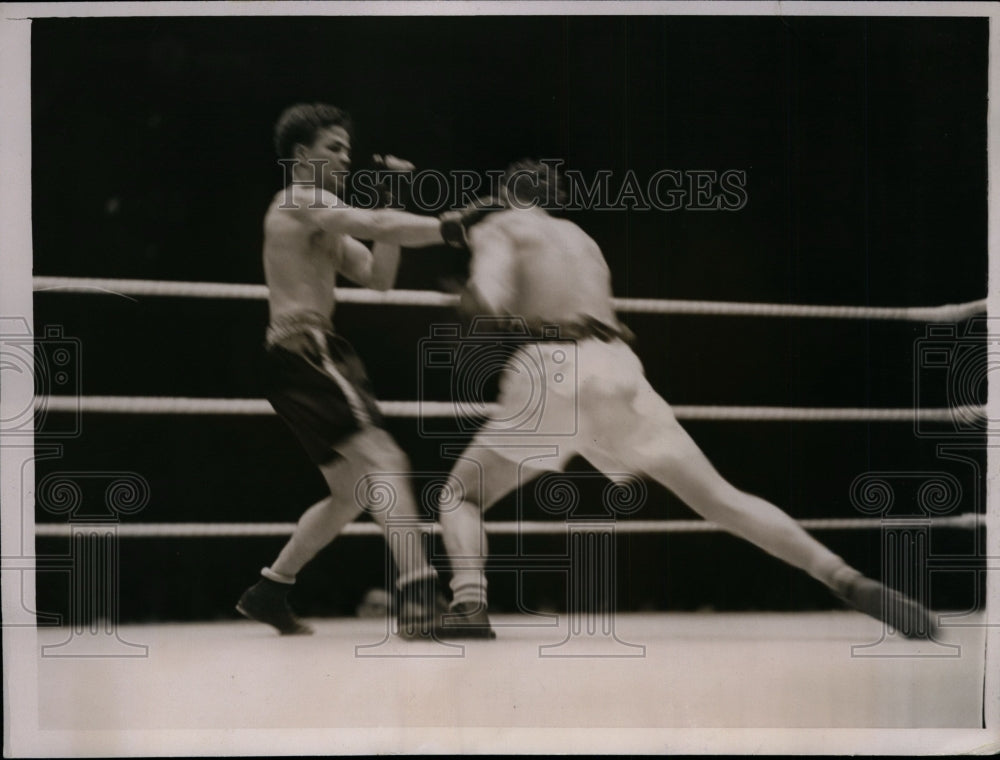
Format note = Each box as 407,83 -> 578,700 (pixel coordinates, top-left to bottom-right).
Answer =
434,159 -> 940,640
237,103 -> 445,638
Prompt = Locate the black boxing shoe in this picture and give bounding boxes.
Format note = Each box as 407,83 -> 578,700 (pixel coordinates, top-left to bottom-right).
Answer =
835,575 -> 939,639
395,576 -> 448,640
439,601 -> 497,640
236,577 -> 314,636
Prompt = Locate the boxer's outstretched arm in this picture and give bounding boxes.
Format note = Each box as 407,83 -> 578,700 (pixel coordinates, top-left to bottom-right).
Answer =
281,186 -> 443,247
317,206 -> 443,247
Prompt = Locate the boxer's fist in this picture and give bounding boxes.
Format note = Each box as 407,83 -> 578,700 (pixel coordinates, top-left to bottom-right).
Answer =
372,153 -> 416,172
439,201 -> 504,249
372,154 -> 415,207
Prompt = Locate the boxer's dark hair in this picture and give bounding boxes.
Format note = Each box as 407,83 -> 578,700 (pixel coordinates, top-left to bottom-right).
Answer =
504,159 -> 567,209
274,103 -> 354,161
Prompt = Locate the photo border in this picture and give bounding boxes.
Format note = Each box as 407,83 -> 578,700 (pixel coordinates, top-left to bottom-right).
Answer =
2,2 -> 997,755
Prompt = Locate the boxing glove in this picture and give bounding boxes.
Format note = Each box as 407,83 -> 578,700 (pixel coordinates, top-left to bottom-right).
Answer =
439,199 -> 504,249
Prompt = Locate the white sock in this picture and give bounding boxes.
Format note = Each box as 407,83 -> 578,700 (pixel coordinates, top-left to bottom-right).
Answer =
261,567 -> 295,584
450,575 -> 487,608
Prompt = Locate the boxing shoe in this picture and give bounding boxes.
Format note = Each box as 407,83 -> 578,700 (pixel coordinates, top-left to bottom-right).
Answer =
439,601 -> 497,640
236,577 -> 314,636
834,574 -> 939,639
395,576 -> 449,640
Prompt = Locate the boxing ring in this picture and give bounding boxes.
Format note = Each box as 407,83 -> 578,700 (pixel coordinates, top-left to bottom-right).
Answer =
22,276 -> 993,749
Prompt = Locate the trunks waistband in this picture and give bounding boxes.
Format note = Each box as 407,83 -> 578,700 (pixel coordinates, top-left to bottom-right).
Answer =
485,315 -> 635,345
266,311 -> 334,347
545,317 -> 635,344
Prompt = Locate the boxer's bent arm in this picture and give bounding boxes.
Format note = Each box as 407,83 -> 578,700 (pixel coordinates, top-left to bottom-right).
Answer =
367,241 -> 402,291
466,224 -> 517,314
338,236 -> 401,291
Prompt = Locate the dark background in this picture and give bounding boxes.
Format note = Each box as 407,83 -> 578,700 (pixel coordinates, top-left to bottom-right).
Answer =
31,15 -> 988,622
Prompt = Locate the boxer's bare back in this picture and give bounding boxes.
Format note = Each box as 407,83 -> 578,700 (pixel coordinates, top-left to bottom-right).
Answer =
468,206 -> 618,327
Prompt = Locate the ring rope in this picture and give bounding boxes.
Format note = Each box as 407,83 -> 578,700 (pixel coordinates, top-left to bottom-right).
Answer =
34,395 -> 986,422
33,513 -> 984,539
32,276 -> 987,322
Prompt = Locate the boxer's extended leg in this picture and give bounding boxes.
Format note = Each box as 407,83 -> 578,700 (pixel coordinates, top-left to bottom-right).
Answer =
633,414 -> 937,638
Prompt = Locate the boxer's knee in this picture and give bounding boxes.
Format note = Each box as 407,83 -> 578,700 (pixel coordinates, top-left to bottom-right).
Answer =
369,438 -> 411,475
342,426 -> 411,474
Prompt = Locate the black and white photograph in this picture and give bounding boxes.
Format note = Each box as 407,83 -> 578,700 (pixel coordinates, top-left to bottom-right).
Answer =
1,1 -> 997,755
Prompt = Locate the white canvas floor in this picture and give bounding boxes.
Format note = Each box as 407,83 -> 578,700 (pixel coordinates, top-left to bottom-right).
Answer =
32,610 -> 984,735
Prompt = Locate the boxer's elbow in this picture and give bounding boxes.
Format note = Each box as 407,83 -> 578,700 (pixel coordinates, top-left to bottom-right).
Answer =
367,270 -> 394,291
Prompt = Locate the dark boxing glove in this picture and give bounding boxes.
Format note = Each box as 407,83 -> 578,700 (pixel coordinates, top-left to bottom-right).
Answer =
439,199 -> 504,249
372,154 -> 413,208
